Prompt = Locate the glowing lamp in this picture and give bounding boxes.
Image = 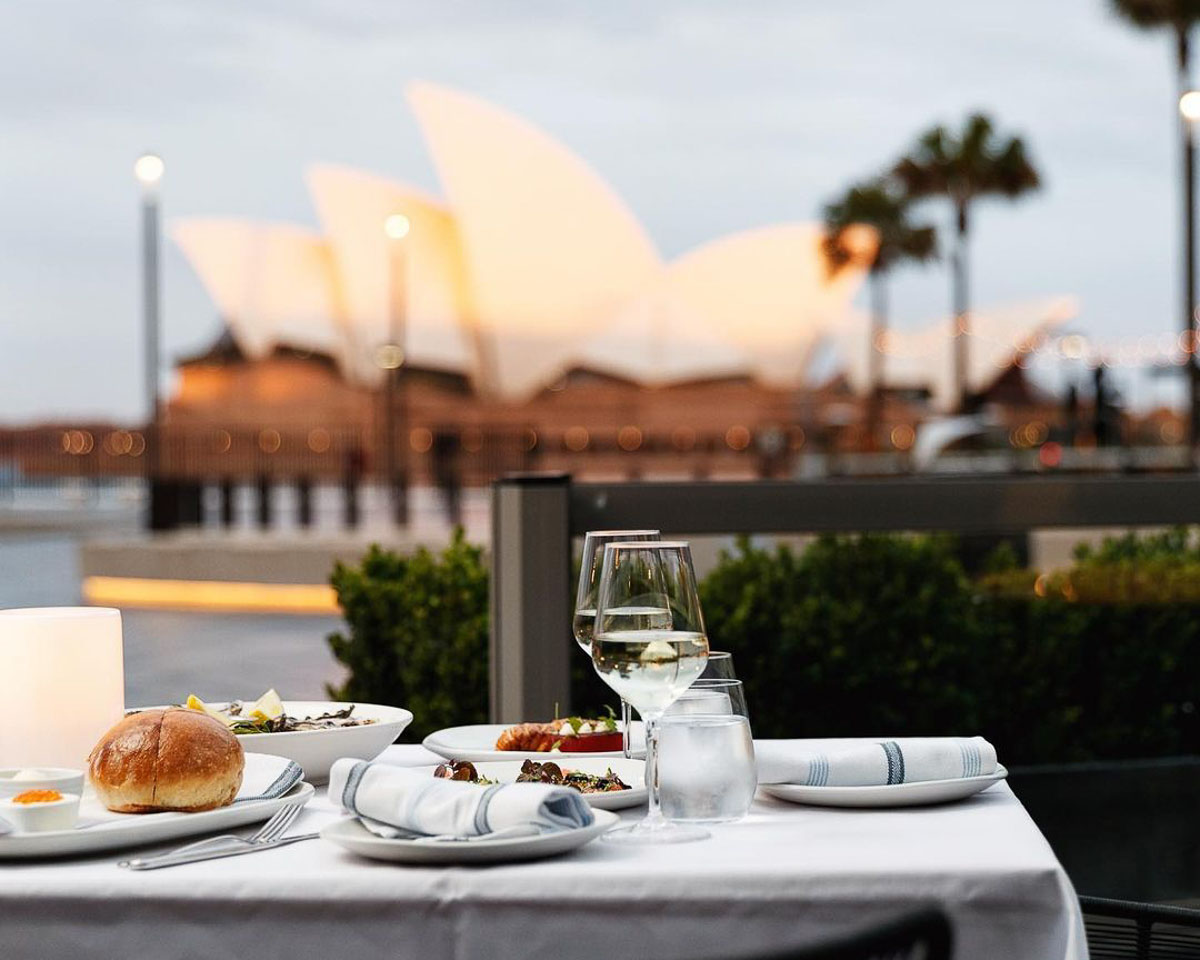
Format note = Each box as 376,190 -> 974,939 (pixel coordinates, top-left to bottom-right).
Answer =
134,153 -> 164,186
384,214 -> 411,240
0,608 -> 125,768
1183,92 -> 1200,121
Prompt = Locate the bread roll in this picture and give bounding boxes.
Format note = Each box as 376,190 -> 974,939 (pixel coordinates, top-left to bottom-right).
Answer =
87,708 -> 244,813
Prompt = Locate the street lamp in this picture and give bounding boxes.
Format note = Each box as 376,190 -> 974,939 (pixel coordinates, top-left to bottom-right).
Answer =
382,213 -> 410,526
135,152 -> 164,520
1180,93 -> 1200,449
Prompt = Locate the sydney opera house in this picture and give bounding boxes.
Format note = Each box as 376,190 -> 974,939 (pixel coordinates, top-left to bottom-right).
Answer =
164,82 -> 1073,482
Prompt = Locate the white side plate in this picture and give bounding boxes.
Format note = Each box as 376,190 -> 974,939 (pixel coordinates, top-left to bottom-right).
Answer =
415,758 -> 647,811
321,808 -> 618,864
423,723 -> 646,762
760,765 -> 1008,808
0,753 -> 314,859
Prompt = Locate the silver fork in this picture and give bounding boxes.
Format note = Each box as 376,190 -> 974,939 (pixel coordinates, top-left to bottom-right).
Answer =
117,804 -> 303,868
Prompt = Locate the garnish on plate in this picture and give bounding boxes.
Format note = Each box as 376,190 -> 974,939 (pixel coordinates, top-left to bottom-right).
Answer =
182,689 -> 377,734
433,758 -> 630,794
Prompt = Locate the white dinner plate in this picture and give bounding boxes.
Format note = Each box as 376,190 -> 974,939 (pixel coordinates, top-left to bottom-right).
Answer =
143,701 -> 413,783
321,808 -> 618,864
423,723 -> 646,762
415,758 -> 647,811
760,765 -> 1008,808
0,753 -> 314,859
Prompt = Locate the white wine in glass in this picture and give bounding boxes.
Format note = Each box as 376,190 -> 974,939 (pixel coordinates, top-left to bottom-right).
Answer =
592,540 -> 710,844
574,530 -> 660,757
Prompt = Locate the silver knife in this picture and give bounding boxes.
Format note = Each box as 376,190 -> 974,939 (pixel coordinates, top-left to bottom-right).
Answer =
118,832 -> 320,870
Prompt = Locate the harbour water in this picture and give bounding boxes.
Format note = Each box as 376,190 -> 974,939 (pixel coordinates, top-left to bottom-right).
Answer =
0,532 -> 346,707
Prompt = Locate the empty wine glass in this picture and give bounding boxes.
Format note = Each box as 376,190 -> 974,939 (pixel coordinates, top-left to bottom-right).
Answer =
669,678 -> 749,719
592,540 -> 709,844
574,530 -> 660,757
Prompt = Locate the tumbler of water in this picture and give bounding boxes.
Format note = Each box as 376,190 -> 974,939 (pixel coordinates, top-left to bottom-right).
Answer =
658,714 -> 757,823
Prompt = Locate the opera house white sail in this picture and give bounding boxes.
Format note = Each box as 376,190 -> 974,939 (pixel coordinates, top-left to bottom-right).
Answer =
834,296 -> 1079,411
171,81 -> 891,400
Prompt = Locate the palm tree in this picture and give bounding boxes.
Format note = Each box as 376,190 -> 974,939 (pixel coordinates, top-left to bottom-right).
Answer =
1111,0 -> 1200,442
893,114 -> 1040,412
823,180 -> 937,446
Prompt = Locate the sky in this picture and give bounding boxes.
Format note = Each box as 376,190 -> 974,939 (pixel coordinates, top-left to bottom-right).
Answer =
0,0 -> 1188,421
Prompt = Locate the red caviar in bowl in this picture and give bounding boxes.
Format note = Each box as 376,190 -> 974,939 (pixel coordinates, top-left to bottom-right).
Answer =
11,789 -> 63,804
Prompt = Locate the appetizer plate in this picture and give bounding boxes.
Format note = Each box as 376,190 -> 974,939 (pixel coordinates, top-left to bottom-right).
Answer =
0,753 -> 314,859
144,701 -> 413,783
423,723 -> 646,763
760,765 -> 1008,809
416,758 -> 647,811
321,808 -> 618,864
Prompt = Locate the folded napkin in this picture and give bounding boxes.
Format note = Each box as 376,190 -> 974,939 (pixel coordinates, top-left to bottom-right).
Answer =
234,758 -> 303,803
328,758 -> 594,839
755,737 -> 997,787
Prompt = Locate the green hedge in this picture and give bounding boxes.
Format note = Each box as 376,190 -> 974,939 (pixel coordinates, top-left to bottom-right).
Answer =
327,527 -> 1200,764
326,530 -> 488,740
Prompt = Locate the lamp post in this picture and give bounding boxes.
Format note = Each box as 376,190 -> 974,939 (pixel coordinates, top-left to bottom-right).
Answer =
1180,92 -> 1200,450
134,153 -> 164,522
382,213 -> 410,526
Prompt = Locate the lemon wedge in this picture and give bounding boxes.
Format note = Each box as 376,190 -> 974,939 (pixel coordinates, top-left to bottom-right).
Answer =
248,688 -> 284,723
185,694 -> 233,725
639,639 -> 678,664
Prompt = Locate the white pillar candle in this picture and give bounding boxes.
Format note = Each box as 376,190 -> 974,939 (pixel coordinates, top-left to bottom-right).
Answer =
0,608 -> 125,768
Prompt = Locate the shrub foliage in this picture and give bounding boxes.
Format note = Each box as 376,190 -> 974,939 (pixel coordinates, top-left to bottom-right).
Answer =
326,530 -> 488,740
327,526 -> 1200,764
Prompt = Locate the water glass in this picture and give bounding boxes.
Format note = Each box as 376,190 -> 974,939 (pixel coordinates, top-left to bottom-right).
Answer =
658,713 -> 757,823
667,678 -> 748,720
699,650 -> 737,681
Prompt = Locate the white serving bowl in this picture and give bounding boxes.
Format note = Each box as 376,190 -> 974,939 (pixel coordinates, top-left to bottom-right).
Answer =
234,701 -> 412,782
0,767 -> 85,799
0,791 -> 80,832
145,701 -> 413,783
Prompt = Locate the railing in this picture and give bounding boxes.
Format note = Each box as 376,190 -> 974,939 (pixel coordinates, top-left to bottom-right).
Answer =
488,472 -> 1200,721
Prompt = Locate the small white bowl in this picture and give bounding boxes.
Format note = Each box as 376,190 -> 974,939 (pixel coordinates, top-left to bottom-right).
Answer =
0,792 -> 80,833
0,768 -> 85,799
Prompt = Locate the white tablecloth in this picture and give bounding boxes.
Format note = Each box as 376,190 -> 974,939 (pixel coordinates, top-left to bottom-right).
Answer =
0,743 -> 1086,960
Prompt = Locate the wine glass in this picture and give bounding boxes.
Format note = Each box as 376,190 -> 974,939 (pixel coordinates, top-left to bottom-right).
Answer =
574,530 -> 660,757
592,540 -> 710,844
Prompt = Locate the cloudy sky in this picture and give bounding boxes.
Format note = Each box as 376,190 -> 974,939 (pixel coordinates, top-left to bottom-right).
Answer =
0,0 -> 1185,420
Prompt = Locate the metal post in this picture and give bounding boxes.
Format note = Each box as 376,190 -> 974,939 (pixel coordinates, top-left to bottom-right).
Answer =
385,220 -> 409,526
296,475 -> 313,529
1182,60 -> 1199,449
139,170 -> 164,529
489,474 -> 571,723
256,474 -> 271,529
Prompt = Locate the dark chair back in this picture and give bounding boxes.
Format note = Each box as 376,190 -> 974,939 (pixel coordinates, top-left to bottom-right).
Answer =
745,908 -> 952,960
1081,895 -> 1200,959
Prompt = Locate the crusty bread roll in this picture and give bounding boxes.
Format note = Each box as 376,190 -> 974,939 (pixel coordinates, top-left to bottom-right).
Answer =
87,707 -> 244,813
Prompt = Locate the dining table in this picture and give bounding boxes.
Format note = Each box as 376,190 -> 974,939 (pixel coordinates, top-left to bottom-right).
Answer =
0,742 -> 1086,960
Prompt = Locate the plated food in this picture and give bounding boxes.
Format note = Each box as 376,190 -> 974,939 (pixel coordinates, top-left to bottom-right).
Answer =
0,753 -> 313,859
495,714 -> 623,753
435,758 -> 631,795
423,757 -> 647,811
184,689 -> 376,734
88,708 -> 245,813
424,723 -> 645,762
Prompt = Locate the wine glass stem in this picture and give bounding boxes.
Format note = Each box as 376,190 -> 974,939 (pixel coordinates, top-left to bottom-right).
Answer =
621,699 -> 633,759
642,710 -> 666,827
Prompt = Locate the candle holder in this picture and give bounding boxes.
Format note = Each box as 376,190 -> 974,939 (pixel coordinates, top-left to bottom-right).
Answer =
0,608 -> 125,768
